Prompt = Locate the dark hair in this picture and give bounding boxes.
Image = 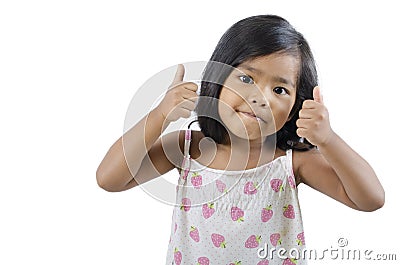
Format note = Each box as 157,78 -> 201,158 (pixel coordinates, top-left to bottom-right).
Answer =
194,14 -> 318,151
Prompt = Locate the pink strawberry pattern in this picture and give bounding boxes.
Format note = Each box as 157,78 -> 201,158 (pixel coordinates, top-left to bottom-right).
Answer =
270,233 -> 282,246
168,145 -> 307,264
174,247 -> 182,265
191,172 -> 202,189
270,179 -> 284,192
261,205 -> 273,222
197,256 -> 210,265
211,233 -> 226,248
202,203 -> 215,219
283,204 -> 295,219
216,179 -> 227,193
296,232 -> 305,246
231,206 -> 244,222
180,198 -> 191,212
245,235 -> 261,248
244,181 -> 258,195
282,258 -> 297,265
189,226 -> 200,242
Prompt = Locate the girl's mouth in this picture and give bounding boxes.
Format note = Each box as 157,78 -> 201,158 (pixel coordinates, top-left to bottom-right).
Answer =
239,111 -> 265,123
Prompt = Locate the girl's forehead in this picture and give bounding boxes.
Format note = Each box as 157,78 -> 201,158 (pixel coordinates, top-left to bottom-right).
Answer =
241,53 -> 299,69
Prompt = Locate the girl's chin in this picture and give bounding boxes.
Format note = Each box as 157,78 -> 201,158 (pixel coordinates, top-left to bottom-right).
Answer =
226,128 -> 273,142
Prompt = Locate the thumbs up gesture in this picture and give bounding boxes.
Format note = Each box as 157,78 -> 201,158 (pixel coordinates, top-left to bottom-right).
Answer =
156,64 -> 198,122
296,86 -> 334,146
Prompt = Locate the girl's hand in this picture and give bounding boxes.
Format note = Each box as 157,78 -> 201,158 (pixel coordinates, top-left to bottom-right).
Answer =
156,64 -> 198,122
296,86 -> 334,147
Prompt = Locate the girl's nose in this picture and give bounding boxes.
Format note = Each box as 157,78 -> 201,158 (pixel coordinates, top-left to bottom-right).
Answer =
250,98 -> 268,108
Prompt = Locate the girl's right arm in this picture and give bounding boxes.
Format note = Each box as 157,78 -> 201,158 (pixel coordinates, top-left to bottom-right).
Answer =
96,64 -> 198,192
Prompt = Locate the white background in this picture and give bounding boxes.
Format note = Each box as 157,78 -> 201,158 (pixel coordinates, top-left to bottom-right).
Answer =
1,0 -> 399,264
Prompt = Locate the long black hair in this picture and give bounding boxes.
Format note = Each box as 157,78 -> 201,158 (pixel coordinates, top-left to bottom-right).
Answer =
194,14 -> 318,151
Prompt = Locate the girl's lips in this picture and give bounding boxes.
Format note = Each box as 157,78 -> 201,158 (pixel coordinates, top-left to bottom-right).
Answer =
239,111 -> 266,123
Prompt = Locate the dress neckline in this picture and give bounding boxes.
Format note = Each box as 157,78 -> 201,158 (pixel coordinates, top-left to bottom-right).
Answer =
189,155 -> 286,175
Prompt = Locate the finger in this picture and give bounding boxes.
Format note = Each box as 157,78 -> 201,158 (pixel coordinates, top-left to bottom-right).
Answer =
182,89 -> 198,101
172,98 -> 196,111
313,86 -> 324,104
302,100 -> 318,109
178,108 -> 192,118
178,100 -> 196,111
172,64 -> 185,86
296,118 -> 309,129
182,95 -> 198,104
182,82 -> 199,92
296,128 -> 307,138
298,109 -> 313,119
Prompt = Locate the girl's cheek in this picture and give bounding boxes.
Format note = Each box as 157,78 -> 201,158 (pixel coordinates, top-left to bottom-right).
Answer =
271,104 -> 291,127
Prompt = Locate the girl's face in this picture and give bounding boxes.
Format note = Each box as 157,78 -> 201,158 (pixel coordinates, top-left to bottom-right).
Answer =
218,53 -> 298,141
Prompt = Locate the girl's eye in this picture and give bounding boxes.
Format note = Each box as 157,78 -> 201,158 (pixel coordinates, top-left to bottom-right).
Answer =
273,87 -> 289,95
239,75 -> 254,84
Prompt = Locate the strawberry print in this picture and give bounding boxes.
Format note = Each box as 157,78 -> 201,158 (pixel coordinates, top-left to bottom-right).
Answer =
167,143 -> 307,264
282,258 -> 297,265
202,203 -> 215,219
283,204 -> 295,219
231,206 -> 244,222
296,232 -> 305,246
197,256 -> 209,265
174,247 -> 182,265
245,235 -> 261,248
189,226 -> 200,242
270,179 -> 284,192
244,181 -> 258,195
180,198 -> 191,212
216,179 -> 227,193
270,233 -> 281,246
261,205 -> 273,222
191,172 -> 202,189
288,175 -> 296,189
211,233 -> 226,248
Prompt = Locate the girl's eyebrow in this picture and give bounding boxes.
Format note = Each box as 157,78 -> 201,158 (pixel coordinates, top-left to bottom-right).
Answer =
237,64 -> 295,89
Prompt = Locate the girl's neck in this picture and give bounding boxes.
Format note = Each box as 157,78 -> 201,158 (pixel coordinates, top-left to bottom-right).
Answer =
217,134 -> 276,167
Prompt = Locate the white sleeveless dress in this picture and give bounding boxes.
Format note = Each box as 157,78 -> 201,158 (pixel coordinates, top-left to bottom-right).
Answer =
165,130 -> 308,265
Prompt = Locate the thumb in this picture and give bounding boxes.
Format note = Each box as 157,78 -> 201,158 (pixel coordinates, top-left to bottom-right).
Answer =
313,86 -> 324,104
171,64 -> 185,86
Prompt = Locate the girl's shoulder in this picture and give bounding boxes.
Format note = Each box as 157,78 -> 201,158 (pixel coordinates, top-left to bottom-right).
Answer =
292,147 -> 321,185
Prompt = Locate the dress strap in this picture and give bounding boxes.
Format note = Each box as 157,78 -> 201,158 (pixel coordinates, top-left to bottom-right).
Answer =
285,149 -> 295,177
183,129 -> 192,158
179,130 -> 192,179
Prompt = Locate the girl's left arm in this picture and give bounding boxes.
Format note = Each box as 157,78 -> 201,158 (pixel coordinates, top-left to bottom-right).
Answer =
295,87 -> 385,212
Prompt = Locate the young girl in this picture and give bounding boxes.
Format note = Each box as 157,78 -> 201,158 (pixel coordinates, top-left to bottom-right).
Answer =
96,15 -> 384,264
